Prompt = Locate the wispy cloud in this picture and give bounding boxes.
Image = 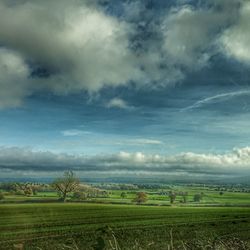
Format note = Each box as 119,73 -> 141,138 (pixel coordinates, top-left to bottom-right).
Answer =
116,138 -> 163,146
61,129 -> 91,136
181,90 -> 250,111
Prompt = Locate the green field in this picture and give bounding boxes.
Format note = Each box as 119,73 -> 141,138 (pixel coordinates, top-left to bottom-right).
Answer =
0,203 -> 249,249
2,185 -> 250,206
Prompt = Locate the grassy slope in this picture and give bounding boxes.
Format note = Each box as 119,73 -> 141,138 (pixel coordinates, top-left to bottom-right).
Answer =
0,203 -> 249,249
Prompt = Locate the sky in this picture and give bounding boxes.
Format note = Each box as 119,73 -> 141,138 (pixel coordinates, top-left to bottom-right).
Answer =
1,0 -> 250,181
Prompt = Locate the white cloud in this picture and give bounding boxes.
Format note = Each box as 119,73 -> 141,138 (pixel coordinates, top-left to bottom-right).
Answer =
129,139 -> 163,145
181,90 -> 250,111
116,138 -> 163,146
162,1 -> 239,70
0,48 -> 31,108
221,1 -> 250,63
0,0 -> 246,109
106,98 -> 133,109
0,0 -> 143,108
61,129 -> 91,137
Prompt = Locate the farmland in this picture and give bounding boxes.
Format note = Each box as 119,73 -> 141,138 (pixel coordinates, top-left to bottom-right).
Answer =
1,183 -> 250,206
1,182 -> 250,249
0,203 -> 250,249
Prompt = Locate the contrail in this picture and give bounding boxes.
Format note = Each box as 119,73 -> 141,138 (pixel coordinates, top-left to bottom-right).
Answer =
181,90 -> 250,111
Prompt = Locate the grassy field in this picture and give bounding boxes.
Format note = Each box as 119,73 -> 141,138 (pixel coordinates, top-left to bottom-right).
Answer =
2,186 -> 250,206
0,203 -> 249,249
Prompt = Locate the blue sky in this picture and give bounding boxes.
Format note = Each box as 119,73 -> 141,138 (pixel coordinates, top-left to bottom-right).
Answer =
1,0 -> 250,180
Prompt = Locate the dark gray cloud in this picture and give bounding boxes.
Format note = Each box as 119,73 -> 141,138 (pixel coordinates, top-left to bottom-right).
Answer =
0,0 -> 142,108
0,0 -> 248,109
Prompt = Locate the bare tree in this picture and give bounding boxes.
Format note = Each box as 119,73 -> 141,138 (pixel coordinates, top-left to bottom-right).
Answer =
15,183 -> 34,196
52,171 -> 80,202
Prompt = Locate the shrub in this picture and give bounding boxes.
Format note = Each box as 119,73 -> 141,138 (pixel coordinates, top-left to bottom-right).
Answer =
72,191 -> 87,201
15,190 -> 25,196
182,195 -> 188,203
120,192 -> 127,198
193,193 -> 203,202
24,187 -> 33,196
133,192 -> 147,204
0,191 -> 4,200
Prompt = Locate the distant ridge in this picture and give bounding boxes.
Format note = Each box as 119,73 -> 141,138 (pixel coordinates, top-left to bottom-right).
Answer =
0,175 -> 249,185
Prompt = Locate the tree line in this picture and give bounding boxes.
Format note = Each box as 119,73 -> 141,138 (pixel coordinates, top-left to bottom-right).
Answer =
0,171 -> 205,204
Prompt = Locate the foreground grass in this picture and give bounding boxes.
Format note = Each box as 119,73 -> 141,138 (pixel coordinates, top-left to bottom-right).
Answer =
0,203 -> 249,249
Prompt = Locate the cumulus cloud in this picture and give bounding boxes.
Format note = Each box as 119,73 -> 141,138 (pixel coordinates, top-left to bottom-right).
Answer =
0,146 -> 250,177
0,0 -> 247,109
0,48 -> 31,108
122,0 -> 242,86
162,0 -> 239,70
221,1 -> 250,63
0,0 -> 142,107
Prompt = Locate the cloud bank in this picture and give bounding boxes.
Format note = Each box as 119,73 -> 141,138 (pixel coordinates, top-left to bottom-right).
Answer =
0,146 -> 250,177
